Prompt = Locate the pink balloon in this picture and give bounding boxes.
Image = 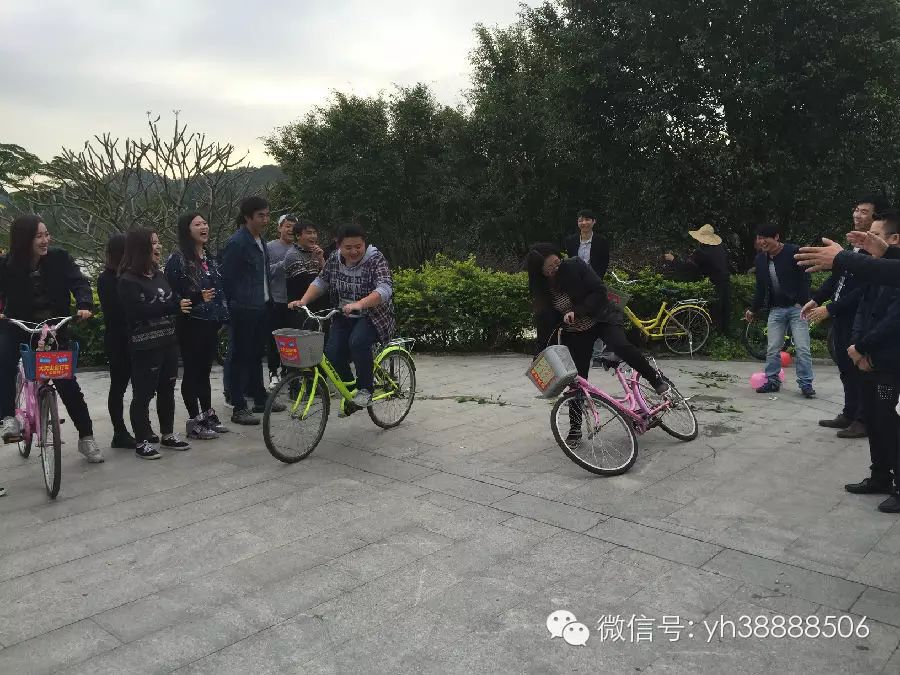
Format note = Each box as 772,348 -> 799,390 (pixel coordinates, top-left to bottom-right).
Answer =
749,372 -> 768,389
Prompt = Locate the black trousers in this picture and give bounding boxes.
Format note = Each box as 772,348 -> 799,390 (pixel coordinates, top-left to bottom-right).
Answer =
562,323 -> 662,385
177,317 -> 220,418
860,375 -> 899,484
714,281 -> 732,336
228,306 -> 269,411
130,345 -> 178,442
267,302 -> 291,376
105,335 -> 132,435
833,314 -> 863,422
0,323 -> 93,438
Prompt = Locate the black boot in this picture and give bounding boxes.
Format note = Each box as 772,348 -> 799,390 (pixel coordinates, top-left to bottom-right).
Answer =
845,477 -> 894,495
111,427 -> 137,449
877,493 -> 900,513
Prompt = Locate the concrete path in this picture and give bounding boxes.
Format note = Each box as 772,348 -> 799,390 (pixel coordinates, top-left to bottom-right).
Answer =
0,355 -> 898,673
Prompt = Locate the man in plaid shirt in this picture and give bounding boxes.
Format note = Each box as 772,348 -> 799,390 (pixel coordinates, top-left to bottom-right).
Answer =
290,223 -> 394,409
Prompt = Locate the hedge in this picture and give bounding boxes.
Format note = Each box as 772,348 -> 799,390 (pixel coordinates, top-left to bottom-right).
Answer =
64,257 -> 832,366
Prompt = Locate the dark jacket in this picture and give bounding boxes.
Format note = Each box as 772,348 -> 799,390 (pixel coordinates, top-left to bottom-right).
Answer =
531,257 -> 622,352
668,244 -> 731,288
852,281 -> 900,377
0,248 -> 93,320
834,247 -> 900,288
564,234 -> 610,279
97,268 -> 128,347
751,243 -> 811,313
220,227 -> 271,311
164,249 -> 229,323
812,247 -> 869,321
117,270 -> 180,351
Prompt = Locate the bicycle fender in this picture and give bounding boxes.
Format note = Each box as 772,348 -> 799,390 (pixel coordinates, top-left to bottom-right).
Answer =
374,345 -> 415,369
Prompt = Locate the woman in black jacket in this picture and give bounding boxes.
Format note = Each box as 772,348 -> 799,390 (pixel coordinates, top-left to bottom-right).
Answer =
97,234 -> 136,448
164,212 -> 229,439
118,227 -> 191,459
526,243 -> 668,392
0,215 -> 103,464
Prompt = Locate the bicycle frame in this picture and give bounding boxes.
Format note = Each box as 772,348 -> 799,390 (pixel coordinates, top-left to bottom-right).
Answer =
567,367 -> 671,436
15,367 -> 45,444
623,303 -> 669,336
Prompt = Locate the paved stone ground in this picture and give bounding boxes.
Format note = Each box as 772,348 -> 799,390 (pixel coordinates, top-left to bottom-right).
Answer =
0,355 -> 899,673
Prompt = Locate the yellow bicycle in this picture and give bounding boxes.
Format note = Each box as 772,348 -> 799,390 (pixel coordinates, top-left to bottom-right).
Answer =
608,271 -> 712,355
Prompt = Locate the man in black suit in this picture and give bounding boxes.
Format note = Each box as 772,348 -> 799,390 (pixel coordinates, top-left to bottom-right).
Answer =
564,209 -> 609,279
564,209 -> 610,362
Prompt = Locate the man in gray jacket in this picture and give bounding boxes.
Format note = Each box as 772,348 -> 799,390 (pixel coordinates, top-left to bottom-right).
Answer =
266,213 -> 297,390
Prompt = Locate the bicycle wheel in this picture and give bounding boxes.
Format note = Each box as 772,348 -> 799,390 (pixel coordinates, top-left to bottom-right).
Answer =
550,391 -> 638,476
663,306 -> 710,355
639,378 -> 698,441
263,371 -> 329,463
368,350 -> 416,429
742,319 -> 767,360
38,388 -> 62,499
15,371 -> 31,458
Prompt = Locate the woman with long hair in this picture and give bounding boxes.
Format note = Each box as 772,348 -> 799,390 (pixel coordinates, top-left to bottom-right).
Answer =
0,215 -> 103,463
97,233 -> 136,448
117,227 -> 191,459
164,212 -> 229,439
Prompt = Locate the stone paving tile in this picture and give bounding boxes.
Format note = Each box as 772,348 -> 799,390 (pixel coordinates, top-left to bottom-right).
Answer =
1,356 -> 895,673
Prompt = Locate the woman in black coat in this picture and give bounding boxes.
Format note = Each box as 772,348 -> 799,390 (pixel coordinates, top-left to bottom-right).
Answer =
526,243 -> 668,392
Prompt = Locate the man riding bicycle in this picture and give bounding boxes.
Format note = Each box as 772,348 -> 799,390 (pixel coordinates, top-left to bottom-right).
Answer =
288,223 -> 394,409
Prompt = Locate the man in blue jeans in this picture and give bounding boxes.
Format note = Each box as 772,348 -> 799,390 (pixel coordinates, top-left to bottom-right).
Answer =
745,224 -> 816,397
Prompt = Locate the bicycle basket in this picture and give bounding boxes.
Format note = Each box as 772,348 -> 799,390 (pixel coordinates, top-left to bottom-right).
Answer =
526,344 -> 578,398
272,329 -> 324,368
606,289 -> 631,308
20,342 -> 79,382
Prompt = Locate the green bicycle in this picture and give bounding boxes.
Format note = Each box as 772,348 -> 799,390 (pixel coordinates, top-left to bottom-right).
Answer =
262,306 -> 417,463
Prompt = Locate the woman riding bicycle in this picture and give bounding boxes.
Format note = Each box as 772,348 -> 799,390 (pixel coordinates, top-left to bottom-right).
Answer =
288,223 -> 394,408
0,214 -> 103,463
526,243 -> 670,395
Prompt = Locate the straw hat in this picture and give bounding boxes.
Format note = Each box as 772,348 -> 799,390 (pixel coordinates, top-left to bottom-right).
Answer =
688,224 -> 722,246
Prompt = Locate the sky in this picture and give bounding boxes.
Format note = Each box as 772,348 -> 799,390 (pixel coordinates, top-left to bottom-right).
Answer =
1,0 -> 541,166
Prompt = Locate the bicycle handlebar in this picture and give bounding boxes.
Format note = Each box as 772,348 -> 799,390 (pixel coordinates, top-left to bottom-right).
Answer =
293,305 -> 362,323
3,315 -> 75,334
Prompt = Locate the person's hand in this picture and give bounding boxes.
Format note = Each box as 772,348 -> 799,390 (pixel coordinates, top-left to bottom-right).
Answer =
847,230 -> 889,258
76,309 -> 93,321
311,245 -> 325,265
563,311 -> 575,325
807,305 -> 830,324
795,238 -> 843,272
288,300 -> 305,310
180,299 -> 192,314
744,309 -> 754,322
663,252 -> 675,262
800,300 -> 817,319
858,355 -> 874,372
201,288 -> 215,302
847,344 -> 862,365
343,302 -> 363,316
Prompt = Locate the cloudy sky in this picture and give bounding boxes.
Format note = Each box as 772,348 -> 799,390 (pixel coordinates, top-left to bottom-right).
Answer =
2,0 -> 540,166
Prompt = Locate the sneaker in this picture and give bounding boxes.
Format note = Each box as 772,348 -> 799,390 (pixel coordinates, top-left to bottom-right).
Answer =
755,381 -> 780,394
836,421 -> 867,439
253,400 -> 286,414
268,374 -> 281,391
111,431 -> 137,449
845,477 -> 893,495
877,494 -> 900,513
818,414 -> 852,429
0,487 -> 6,497
1,416 -> 22,443
338,398 -> 360,418
352,389 -> 373,408
653,381 -> 672,397
161,434 -> 191,451
147,431 -> 160,444
77,436 -> 105,463
565,428 -> 582,447
136,441 -> 161,460
204,409 -> 229,434
186,417 -> 217,440
800,385 -> 816,399
231,408 -> 260,426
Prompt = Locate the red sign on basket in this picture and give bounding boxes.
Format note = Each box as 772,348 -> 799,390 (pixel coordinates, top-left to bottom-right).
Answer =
275,335 -> 299,363
35,351 -> 75,380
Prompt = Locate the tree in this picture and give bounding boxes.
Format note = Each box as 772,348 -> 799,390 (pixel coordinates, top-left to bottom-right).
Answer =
13,114 -> 274,259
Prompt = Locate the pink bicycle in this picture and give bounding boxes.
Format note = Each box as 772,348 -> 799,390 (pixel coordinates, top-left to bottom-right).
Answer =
8,315 -> 78,499
545,352 -> 697,475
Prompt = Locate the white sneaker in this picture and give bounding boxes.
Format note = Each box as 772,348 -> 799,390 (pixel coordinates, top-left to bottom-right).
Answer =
352,389 -> 372,408
78,436 -> 105,463
1,416 -> 22,443
268,374 -> 281,392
